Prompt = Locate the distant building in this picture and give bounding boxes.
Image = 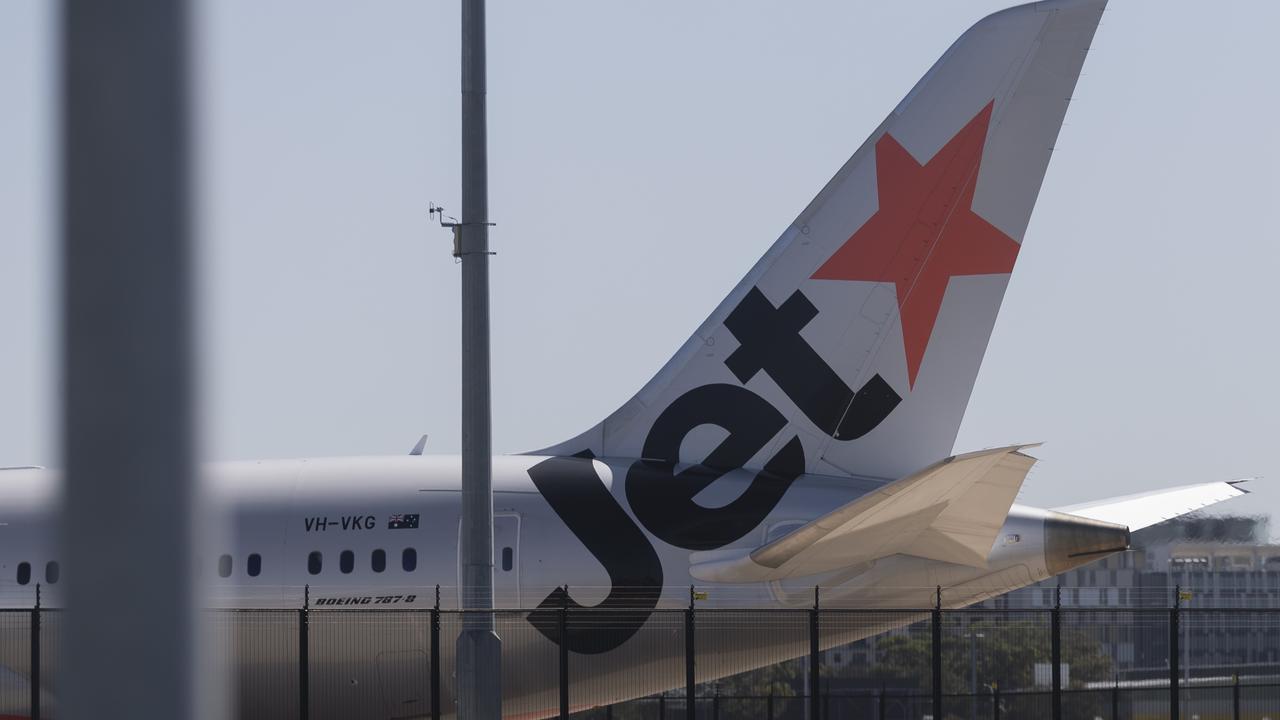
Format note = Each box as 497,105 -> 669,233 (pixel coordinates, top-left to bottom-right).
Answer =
820,515 -> 1280,682
984,515 -> 1280,677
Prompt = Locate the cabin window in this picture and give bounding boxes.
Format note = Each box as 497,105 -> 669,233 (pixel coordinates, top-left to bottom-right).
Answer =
339,550 -> 354,574
371,549 -> 386,573
401,548 -> 417,572
217,554 -> 233,578
45,561 -> 60,584
501,547 -> 513,572
307,551 -> 323,575
16,562 -> 30,586
247,553 -> 262,578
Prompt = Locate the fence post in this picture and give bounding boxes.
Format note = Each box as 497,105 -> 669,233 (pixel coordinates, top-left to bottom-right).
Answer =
1170,585 -> 1180,720
1232,673 -> 1240,720
1111,678 -> 1119,720
300,584 -> 310,720
1052,585 -> 1062,720
559,587 -> 570,720
431,585 -> 441,720
768,690 -> 774,720
686,587 -> 696,720
992,684 -> 1000,720
659,693 -> 666,720
932,586 -> 943,720
878,684 -> 886,720
712,685 -> 719,720
31,584 -> 40,720
810,586 -> 821,720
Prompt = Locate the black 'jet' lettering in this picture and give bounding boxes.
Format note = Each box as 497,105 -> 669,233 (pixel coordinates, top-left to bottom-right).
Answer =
723,287 -> 902,440
526,455 -> 664,655
625,384 -> 806,551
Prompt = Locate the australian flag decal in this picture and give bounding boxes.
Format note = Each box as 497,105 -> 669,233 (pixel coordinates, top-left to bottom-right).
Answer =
387,513 -> 420,530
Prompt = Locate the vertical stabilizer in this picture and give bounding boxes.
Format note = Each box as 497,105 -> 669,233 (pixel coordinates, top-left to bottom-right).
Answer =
535,1 -> 1106,480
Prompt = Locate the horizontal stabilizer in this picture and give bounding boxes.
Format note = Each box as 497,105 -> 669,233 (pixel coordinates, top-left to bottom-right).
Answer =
690,444 -> 1039,583
1056,480 -> 1251,532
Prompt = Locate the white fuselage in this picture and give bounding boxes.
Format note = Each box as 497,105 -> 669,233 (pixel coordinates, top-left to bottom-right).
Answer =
0,455 -> 1066,719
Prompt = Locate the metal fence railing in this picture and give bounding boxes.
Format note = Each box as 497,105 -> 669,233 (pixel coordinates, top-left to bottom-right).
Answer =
2,587 -> 1279,719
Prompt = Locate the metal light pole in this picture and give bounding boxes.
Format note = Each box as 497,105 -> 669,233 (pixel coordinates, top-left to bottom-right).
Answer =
61,1 -> 205,718
456,0 -> 501,718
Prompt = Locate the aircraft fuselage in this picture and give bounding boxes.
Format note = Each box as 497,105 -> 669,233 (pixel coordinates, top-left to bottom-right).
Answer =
0,457 -> 1087,719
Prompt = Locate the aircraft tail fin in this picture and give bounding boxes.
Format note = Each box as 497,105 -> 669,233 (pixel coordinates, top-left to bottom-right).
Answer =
535,0 -> 1106,480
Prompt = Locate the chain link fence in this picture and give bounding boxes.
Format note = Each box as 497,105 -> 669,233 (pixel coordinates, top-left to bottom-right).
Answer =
1,590 -> 1278,719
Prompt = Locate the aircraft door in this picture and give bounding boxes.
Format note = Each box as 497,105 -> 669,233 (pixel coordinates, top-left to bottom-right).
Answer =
494,514 -> 520,606
456,513 -> 521,607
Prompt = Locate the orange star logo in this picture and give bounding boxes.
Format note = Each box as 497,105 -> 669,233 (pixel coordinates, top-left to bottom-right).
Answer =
812,101 -> 1019,389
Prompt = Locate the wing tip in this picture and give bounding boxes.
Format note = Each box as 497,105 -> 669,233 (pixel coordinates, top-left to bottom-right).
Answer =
1227,478 -> 1254,495
946,442 -> 1044,465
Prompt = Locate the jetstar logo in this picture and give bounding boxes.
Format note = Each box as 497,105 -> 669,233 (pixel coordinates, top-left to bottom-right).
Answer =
528,292 -> 903,655
813,101 -> 1019,388
528,102 -> 1017,655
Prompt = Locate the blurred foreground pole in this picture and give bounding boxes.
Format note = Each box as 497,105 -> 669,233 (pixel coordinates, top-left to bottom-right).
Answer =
61,1 -> 200,718
456,0 -> 501,717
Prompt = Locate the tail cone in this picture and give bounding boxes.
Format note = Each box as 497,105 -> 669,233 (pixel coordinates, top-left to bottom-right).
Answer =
1044,511 -> 1130,575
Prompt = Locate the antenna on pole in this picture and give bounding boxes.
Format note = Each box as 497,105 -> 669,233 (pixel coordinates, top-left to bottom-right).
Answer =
429,203 -> 462,258
431,202 -> 495,260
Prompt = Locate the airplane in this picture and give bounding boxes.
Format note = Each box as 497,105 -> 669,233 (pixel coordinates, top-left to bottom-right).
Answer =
0,0 -> 1252,718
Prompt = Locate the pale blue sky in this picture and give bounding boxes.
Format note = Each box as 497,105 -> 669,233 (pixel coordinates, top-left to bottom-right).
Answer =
2,2 -> 1277,530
